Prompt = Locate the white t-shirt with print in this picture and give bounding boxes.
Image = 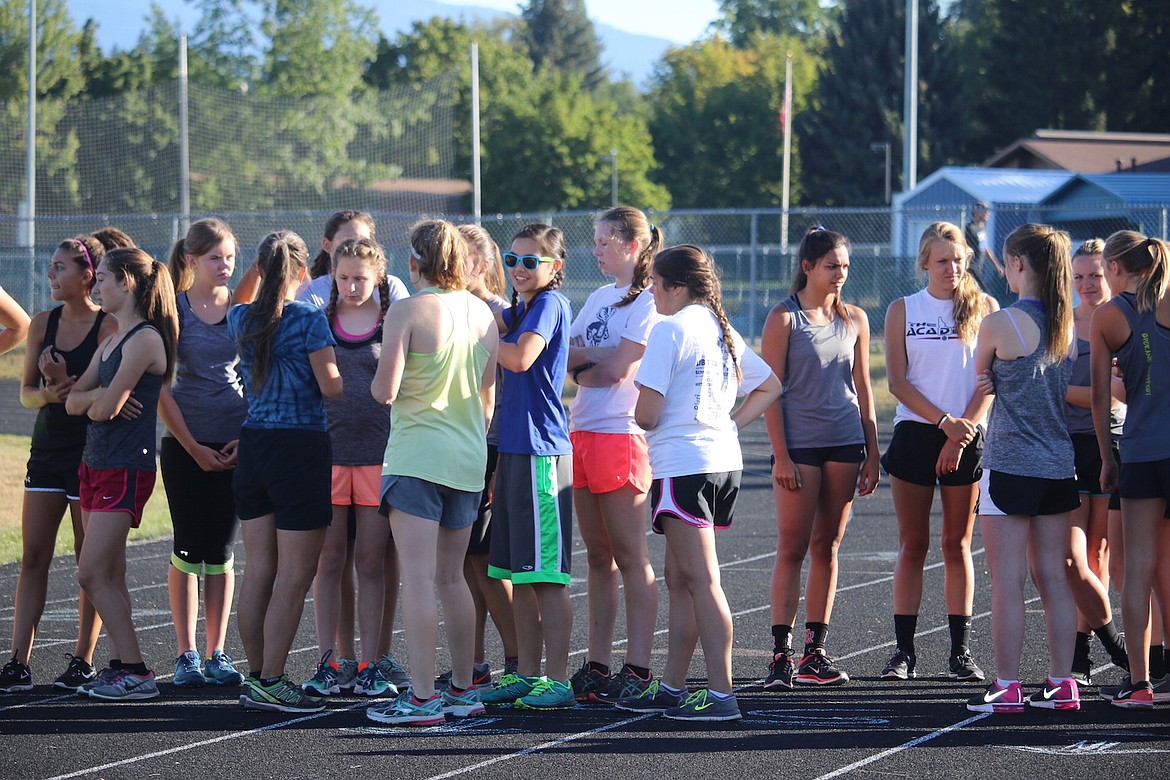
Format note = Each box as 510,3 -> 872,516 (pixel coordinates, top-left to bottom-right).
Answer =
634,304 -> 771,479
568,284 -> 659,433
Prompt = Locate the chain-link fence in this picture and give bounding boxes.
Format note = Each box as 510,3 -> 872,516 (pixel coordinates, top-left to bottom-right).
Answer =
2,204 -> 1166,340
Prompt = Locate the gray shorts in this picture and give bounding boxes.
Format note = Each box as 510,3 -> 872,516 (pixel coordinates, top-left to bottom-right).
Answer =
379,474 -> 481,529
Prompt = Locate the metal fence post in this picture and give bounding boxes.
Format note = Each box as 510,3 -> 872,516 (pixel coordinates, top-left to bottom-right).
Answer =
749,211 -> 758,340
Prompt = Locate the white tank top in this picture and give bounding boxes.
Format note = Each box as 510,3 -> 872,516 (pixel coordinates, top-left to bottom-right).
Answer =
893,288 -> 982,426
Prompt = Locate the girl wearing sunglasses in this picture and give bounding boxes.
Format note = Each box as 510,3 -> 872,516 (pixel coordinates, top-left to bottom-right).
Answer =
480,223 -> 576,711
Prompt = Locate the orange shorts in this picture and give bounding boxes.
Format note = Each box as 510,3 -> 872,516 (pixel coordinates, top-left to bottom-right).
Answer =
570,431 -> 652,494
331,464 -> 382,507
78,464 -> 156,528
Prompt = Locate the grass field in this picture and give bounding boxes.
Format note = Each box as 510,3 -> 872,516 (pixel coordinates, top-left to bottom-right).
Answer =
0,433 -> 173,565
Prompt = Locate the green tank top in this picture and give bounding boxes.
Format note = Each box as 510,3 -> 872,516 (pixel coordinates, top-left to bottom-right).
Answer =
383,288 -> 490,491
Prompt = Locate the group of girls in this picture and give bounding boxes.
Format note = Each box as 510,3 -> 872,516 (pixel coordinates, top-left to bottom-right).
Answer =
3,207 -> 1167,724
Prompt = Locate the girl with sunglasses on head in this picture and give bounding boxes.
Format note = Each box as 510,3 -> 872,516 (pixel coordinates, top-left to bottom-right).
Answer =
68,247 -> 179,702
1,237 -> 116,695
479,224 -> 577,712
761,226 -> 880,689
565,206 -> 663,703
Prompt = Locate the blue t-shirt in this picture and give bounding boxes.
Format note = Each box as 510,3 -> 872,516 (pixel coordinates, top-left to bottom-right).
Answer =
228,300 -> 336,430
498,291 -> 572,456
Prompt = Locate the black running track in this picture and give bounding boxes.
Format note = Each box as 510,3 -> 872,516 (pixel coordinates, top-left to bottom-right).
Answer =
1,421 -> 1168,780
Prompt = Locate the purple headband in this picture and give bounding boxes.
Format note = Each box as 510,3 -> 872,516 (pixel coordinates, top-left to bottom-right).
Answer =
74,240 -> 94,274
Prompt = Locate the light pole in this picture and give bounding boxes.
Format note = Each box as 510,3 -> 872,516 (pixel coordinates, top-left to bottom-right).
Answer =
600,149 -> 618,207
870,141 -> 891,205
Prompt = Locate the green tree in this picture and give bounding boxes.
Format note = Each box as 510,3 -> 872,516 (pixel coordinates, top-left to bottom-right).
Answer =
259,0 -> 377,97
952,0 -> 1114,161
483,71 -> 669,212
187,0 -> 260,91
520,0 -> 605,90
797,0 -> 958,206
716,0 -> 832,46
1101,0 -> 1170,134
647,34 -> 818,208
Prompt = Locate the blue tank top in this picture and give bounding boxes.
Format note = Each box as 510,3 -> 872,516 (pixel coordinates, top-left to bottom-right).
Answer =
1113,292 -> 1170,462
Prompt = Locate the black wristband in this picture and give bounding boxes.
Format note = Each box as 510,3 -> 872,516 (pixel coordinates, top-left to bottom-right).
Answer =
572,363 -> 596,383
936,414 -> 948,428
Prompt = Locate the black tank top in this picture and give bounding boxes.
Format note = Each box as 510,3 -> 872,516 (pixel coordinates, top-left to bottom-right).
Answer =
29,307 -> 108,458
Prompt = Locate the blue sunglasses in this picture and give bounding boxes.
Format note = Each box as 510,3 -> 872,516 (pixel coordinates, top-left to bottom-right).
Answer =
503,252 -> 555,270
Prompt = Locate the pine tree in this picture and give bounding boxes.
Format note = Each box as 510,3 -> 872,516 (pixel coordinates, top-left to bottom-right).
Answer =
520,0 -> 606,90
716,0 -> 831,46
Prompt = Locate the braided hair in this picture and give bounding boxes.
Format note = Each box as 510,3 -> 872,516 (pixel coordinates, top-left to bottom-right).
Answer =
325,237 -> 390,325
596,206 -> 664,308
652,244 -> 741,381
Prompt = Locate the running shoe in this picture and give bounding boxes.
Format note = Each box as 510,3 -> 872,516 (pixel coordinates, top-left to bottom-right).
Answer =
302,652 -> 340,696
86,669 -> 160,701
203,650 -> 244,686
480,673 -> 538,705
614,679 -> 686,713
763,649 -> 796,690
881,649 -> 916,680
355,663 -> 395,697
78,666 -> 120,695
441,685 -> 486,717
374,654 -> 409,691
242,675 -> 326,713
795,651 -> 849,685
966,680 -> 1025,713
1027,677 -> 1080,711
0,657 -> 33,693
515,677 -> 577,710
663,689 -> 742,722
173,650 -> 205,687
240,674 -> 259,703
54,655 -> 96,691
948,651 -> 986,682
1153,674 -> 1170,703
1110,678 -> 1155,709
569,661 -> 611,702
503,658 -> 518,676
337,657 -> 360,692
1070,657 -> 1093,686
367,688 -> 445,726
436,661 -> 491,691
600,664 -> 654,701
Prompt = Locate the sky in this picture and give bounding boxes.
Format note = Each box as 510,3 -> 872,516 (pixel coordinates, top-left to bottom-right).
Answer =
463,0 -> 721,44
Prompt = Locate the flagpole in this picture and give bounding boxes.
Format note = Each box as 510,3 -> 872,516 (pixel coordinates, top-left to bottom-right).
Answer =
780,51 -> 793,255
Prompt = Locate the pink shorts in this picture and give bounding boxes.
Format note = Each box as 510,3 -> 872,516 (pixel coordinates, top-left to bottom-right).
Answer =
78,465 -> 156,528
570,431 -> 652,494
331,464 -> 383,507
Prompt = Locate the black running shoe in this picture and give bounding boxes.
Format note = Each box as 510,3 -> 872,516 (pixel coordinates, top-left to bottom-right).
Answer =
948,651 -> 985,681
0,657 -> 32,693
54,655 -> 97,691
881,649 -> 916,680
569,661 -> 611,702
763,650 -> 796,689
795,651 -> 849,686
1070,653 -> 1093,686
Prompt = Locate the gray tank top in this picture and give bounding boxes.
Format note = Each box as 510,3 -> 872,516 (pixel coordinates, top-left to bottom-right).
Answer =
166,292 -> 247,444
984,300 -> 1074,479
1113,292 -> 1170,462
778,296 -> 864,449
1064,336 -> 1123,436
83,323 -> 165,471
326,315 -> 390,466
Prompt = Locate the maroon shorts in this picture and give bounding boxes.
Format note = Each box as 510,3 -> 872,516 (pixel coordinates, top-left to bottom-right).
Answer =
79,464 -> 156,528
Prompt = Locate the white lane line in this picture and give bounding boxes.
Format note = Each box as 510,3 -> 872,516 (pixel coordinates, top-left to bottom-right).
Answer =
41,701 -> 369,780
423,713 -> 655,780
811,713 -> 990,780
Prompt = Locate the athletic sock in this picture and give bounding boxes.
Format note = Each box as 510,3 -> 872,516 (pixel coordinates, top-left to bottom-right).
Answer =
894,614 -> 918,657
708,689 -> 733,700
995,677 -> 1018,689
109,659 -> 123,670
624,663 -> 651,679
125,662 -> 149,676
585,660 -> 610,676
948,614 -> 973,656
1093,620 -> 1127,668
804,622 -> 829,656
1150,645 -> 1166,680
660,681 -> 686,696
260,675 -> 282,687
771,624 -> 793,655
1073,631 -> 1092,664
